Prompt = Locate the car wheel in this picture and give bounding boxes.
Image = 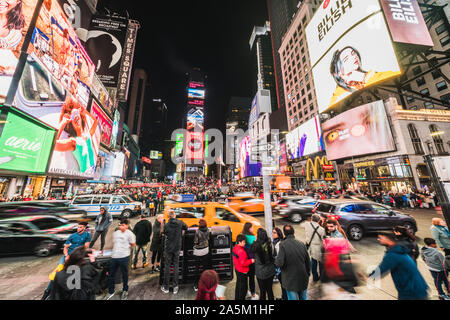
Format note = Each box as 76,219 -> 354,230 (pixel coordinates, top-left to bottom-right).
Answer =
347,224 -> 364,241
403,222 -> 416,234
34,241 -> 56,257
121,209 -> 132,219
290,213 -> 302,224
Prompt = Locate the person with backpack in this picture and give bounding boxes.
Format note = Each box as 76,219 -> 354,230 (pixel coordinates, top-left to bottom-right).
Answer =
233,234 -> 256,300
131,214 -> 152,269
251,228 -> 276,300
193,219 -> 211,292
421,238 -> 450,300
304,214 -> 326,282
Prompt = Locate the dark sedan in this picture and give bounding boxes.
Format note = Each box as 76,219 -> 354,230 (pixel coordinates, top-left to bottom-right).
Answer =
313,199 -> 417,241
274,196 -> 317,223
0,201 -> 87,221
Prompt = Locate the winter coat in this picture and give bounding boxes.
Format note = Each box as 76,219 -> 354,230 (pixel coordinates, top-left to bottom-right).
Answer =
193,226 -> 210,250
150,220 -> 163,252
244,234 -> 256,260
163,218 -> 188,253
421,246 -> 446,272
431,225 -> 450,249
369,245 -> 428,300
304,221 -> 326,261
395,235 -> 419,262
94,210 -> 113,232
251,241 -> 276,280
133,219 -> 152,246
233,244 -> 253,274
275,234 -> 311,293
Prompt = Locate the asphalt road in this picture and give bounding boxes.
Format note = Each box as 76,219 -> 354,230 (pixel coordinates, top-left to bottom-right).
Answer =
0,207 -> 445,300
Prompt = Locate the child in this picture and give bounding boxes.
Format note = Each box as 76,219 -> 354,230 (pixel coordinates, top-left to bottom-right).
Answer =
421,238 -> 449,300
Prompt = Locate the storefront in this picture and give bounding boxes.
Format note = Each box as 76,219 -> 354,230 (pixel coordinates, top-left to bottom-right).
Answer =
290,153 -> 337,190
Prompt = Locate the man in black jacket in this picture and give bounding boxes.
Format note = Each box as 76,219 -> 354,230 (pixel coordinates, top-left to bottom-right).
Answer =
132,215 -> 152,269
275,225 -> 311,300
161,210 -> 188,294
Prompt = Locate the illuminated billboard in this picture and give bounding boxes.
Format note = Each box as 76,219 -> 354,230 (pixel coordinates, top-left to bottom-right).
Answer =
91,100 -> 113,146
188,88 -> 205,100
321,100 -> 395,161
187,108 -> 204,131
306,0 -> 401,113
185,131 -> 204,161
286,116 -> 323,160
239,136 -> 262,178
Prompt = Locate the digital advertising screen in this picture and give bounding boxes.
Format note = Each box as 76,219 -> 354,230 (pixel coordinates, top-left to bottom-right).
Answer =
188,88 -> 205,100
239,136 -> 262,178
91,100 -> 113,146
286,116 -> 323,160
185,131 -> 204,161
111,151 -> 125,177
28,0 -> 95,105
306,0 -> 401,113
321,100 -> 396,161
0,0 -> 40,104
187,108 -> 204,131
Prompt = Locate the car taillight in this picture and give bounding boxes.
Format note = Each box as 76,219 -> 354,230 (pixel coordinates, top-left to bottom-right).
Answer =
328,214 -> 341,220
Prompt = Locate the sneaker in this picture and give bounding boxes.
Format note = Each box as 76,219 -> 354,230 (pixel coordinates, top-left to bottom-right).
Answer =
251,293 -> 259,300
103,292 -> 115,300
246,291 -> 252,299
143,262 -> 149,268
161,286 -> 169,294
193,285 -> 198,292
173,286 -> 179,294
121,291 -> 128,300
155,266 -> 161,272
131,264 -> 137,270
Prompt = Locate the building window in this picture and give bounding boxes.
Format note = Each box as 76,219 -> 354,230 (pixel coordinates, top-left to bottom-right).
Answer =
430,124 -> 447,155
420,88 -> 430,96
435,23 -> 447,35
431,69 -> 441,80
308,93 -> 313,101
310,104 -> 314,111
441,93 -> 450,104
412,66 -> 422,76
436,80 -> 448,92
301,89 -> 305,96
440,35 -> 450,47
416,77 -> 426,86
407,124 -> 424,155
306,83 -> 311,91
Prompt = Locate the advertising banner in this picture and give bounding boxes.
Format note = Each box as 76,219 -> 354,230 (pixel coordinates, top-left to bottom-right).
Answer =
239,136 -> 262,178
286,115 -> 323,160
0,107 -> 55,174
57,0 -> 95,43
306,0 -> 401,113
90,149 -> 114,183
28,0 -> 95,105
116,20 -> 138,101
248,94 -> 258,128
0,0 -> 40,104
188,88 -> 205,100
321,100 -> 396,160
380,0 -> 433,47
85,15 -> 128,88
110,109 -> 119,147
91,100 -> 113,146
187,108 -> 204,131
276,176 -> 292,190
185,131 -> 204,161
91,73 -> 114,116
279,142 -> 287,167
111,151 -> 125,178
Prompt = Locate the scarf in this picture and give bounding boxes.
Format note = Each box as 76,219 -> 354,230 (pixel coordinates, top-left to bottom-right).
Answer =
437,225 -> 450,238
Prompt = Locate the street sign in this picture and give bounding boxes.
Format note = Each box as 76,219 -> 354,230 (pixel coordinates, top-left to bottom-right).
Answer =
251,154 -> 275,163
251,143 -> 275,152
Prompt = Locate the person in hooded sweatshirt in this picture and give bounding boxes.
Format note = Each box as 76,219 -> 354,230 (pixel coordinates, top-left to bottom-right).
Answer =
193,219 -> 211,291
421,238 -> 450,300
369,232 -> 428,300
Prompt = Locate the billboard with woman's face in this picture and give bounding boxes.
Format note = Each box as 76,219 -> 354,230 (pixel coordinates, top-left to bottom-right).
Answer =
321,100 -> 396,161
306,0 -> 401,113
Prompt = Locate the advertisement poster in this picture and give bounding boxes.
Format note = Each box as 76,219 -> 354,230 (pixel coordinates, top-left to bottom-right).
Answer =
28,0 -> 95,104
0,0 -> 40,104
91,73 -> 114,116
0,107 -> 55,174
286,116 -> 323,160
91,100 -> 113,146
185,131 -> 204,161
321,100 -> 396,160
57,0 -> 95,43
85,15 -> 128,87
239,136 -> 262,178
188,88 -> 205,99
306,0 -> 401,113
187,108 -> 204,131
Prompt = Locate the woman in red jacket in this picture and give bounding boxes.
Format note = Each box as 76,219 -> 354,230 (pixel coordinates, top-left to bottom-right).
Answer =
233,234 -> 255,300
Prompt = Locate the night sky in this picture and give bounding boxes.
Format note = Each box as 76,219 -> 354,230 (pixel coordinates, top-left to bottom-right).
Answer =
96,0 -> 269,134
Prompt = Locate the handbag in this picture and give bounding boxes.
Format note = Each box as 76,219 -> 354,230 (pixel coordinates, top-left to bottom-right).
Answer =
193,246 -> 209,256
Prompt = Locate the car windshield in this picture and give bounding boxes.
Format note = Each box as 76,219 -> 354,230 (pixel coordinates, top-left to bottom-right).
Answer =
31,217 -> 68,230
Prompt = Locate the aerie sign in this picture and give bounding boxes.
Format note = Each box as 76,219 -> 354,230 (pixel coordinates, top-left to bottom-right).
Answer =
4,136 -> 41,152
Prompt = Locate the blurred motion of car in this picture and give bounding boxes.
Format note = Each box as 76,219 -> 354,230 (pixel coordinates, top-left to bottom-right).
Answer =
313,199 -> 417,241
0,201 -> 87,221
227,196 -> 276,215
0,215 -> 82,257
70,194 -> 142,219
274,196 -> 317,223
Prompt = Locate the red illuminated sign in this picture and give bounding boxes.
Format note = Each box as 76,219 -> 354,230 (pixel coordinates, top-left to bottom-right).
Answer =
188,99 -> 204,106
142,157 -> 152,164
188,82 -> 205,89
185,131 -> 204,161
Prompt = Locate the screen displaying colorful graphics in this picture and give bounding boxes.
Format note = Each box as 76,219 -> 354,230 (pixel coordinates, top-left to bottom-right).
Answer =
188,99 -> 204,107
239,136 -> 262,178
286,116 -> 323,160
0,107 -> 55,174
111,151 -> 125,177
279,142 -> 287,167
89,150 -> 114,182
91,73 -> 114,116
306,0 -> 401,113
28,0 -> 95,104
174,133 -> 184,157
0,0 -> 40,104
187,108 -> 204,131
380,0 -> 433,47
110,109 -> 119,147
91,100 -> 112,146
248,94 -> 258,128
188,88 -> 205,100
188,82 -> 204,89
185,131 -> 203,161
322,100 -> 395,161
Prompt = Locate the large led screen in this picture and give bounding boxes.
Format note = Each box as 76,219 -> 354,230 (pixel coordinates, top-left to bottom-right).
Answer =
187,108 -> 204,131
91,100 -> 113,146
321,100 -> 395,161
14,58 -> 101,178
306,0 -> 401,113
185,131 -> 203,161
286,116 -> 323,160
0,0 -> 39,104
239,136 -> 262,178
188,88 -> 205,100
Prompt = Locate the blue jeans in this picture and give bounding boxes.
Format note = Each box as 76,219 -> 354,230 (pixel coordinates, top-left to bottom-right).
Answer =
109,256 -> 130,294
286,289 -> 308,300
311,258 -> 323,282
133,244 -> 148,265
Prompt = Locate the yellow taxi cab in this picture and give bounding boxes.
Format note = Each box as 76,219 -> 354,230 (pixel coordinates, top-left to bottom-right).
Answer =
163,202 -> 262,242
227,196 -> 276,215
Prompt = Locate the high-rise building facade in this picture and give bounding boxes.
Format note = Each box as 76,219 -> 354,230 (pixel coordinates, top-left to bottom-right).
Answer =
126,68 -> 148,141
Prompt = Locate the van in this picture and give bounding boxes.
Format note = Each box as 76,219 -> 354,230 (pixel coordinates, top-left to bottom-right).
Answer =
70,194 -> 142,219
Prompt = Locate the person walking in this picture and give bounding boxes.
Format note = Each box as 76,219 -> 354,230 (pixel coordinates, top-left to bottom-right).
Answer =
421,238 -> 450,300
275,225 -> 310,300
89,207 -> 113,253
251,228 -> 276,300
150,214 -> 164,273
132,214 -> 152,269
241,222 -> 258,300
304,214 -> 326,282
161,210 -> 188,294
233,234 -> 255,300
431,218 -> 450,256
393,225 -> 419,263
193,219 -> 211,291
104,219 -> 136,300
368,232 -> 428,300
